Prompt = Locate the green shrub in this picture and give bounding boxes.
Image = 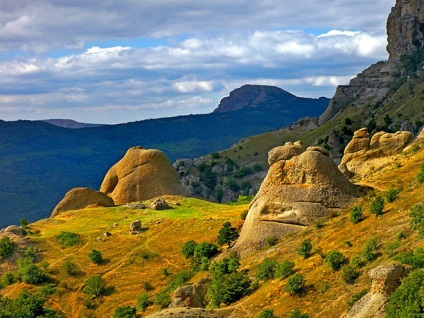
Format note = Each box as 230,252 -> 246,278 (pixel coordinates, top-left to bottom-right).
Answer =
385,240 -> 400,256
385,269 -> 424,317
142,281 -> 153,291
208,258 -> 251,307
136,292 -> 152,312
257,308 -> 277,318
20,218 -> 29,229
182,240 -> 198,259
410,203 -> 424,236
113,305 -> 136,318
265,236 -> 278,247
341,265 -> 359,284
255,258 -> 277,281
348,289 -> 368,307
88,249 -> 103,264
362,238 -> 379,262
0,236 -> 15,259
394,247 -> 424,268
350,254 -> 366,269
191,242 -> 218,271
297,239 -> 312,259
325,250 -> 347,272
233,166 -> 254,178
83,275 -> 108,297
284,273 -> 305,296
62,260 -> 80,276
21,264 -> 49,284
217,222 -> 239,247
1,272 -> 15,287
417,163 -> 424,183
55,231 -> 81,247
224,177 -> 240,191
350,206 -> 363,224
289,307 -> 309,318
274,260 -> 295,279
386,187 -> 401,203
370,196 -> 384,216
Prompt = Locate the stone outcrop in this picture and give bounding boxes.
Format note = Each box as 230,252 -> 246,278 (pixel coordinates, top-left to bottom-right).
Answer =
51,187 -> 115,217
233,143 -> 358,256
170,278 -> 211,308
149,197 -> 170,210
100,147 -> 186,205
339,128 -> 414,178
129,220 -> 142,234
319,0 -> 424,125
145,308 -> 228,318
346,263 -> 410,318
268,141 -> 305,166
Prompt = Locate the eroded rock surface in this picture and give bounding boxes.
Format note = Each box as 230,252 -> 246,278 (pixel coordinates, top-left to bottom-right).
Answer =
170,278 -> 211,308
233,144 -> 358,257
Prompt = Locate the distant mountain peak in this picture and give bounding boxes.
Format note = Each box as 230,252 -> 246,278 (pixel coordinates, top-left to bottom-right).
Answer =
40,119 -> 106,129
213,84 -> 296,113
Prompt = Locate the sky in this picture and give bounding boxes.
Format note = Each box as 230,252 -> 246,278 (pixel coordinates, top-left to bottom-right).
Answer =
0,1 -> 394,124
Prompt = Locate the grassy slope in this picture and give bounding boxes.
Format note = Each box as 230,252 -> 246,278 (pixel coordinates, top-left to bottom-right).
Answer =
2,140 -> 424,317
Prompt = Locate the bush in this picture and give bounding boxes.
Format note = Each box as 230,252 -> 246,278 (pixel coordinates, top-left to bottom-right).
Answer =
362,238 -> 379,262
370,196 -> 384,216
325,250 -> 347,272
265,236 -> 278,247
385,240 -> 400,256
417,163 -> 424,183
208,258 -> 251,307
88,249 -> 103,264
386,269 -> 424,317
1,272 -> 15,287
394,247 -> 424,268
217,222 -> 239,247
113,306 -> 136,318
386,187 -> 401,203
255,258 -> 277,281
297,239 -> 312,259
350,206 -> 363,224
62,260 -> 79,276
350,254 -> 366,269
55,231 -> 81,247
191,242 -> 218,271
136,292 -> 152,312
348,289 -> 368,307
289,307 -> 309,318
182,240 -> 198,259
142,281 -> 153,291
257,308 -> 277,318
224,177 -> 240,191
274,260 -> 295,279
284,273 -> 305,296
410,203 -> 424,236
0,236 -> 15,259
341,265 -> 359,284
21,264 -> 49,284
83,275 -> 108,297
20,218 -> 29,229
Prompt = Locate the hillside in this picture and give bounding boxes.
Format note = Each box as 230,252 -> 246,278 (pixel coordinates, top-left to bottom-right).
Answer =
1,134 -> 424,317
0,88 -> 329,228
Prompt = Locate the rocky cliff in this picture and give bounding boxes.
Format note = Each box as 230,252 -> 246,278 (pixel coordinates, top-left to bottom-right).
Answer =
319,0 -> 424,125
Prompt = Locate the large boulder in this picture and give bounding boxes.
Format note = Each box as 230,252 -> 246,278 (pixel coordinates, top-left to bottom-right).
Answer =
340,129 -> 414,178
100,147 -> 186,205
233,145 -> 358,257
346,263 -> 410,318
170,278 -> 211,308
51,187 -> 114,217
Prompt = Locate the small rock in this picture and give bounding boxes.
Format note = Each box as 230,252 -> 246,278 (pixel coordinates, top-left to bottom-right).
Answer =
149,197 -> 170,210
104,232 -> 112,237
130,220 -> 142,234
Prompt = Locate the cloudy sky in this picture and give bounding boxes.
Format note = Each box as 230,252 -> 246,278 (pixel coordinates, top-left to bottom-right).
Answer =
0,1 -> 394,124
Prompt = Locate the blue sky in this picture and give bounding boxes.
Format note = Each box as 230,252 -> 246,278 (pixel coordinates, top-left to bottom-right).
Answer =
0,0 -> 393,124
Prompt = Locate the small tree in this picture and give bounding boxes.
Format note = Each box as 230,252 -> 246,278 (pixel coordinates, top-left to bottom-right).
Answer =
191,242 -> 218,271
284,273 -> 305,296
217,222 -> 239,247
20,218 -> 29,229
113,306 -> 136,318
136,292 -> 152,312
362,238 -> 379,262
386,187 -> 401,203
370,196 -> 384,217
255,258 -> 277,281
0,236 -> 15,259
341,265 -> 359,284
297,239 -> 312,259
88,249 -> 103,264
350,206 -> 363,224
83,275 -> 108,297
182,240 -> 198,259
410,203 -> 424,236
257,308 -> 277,318
63,260 -> 79,276
56,231 -> 81,247
289,307 -> 309,318
274,260 -> 295,279
325,250 -> 347,272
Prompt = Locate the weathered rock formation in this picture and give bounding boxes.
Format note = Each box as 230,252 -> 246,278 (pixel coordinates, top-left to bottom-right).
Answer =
339,128 -> 414,178
170,278 -> 211,308
51,187 -> 115,217
233,143 -> 358,256
129,220 -> 142,234
100,147 -> 186,205
346,263 -> 410,318
149,197 -> 170,210
145,308 -> 228,318
319,0 -> 424,125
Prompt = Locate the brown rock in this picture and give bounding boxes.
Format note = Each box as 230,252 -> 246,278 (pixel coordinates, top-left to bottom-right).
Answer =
130,220 -> 142,234
306,146 -> 329,156
267,142 -> 305,166
51,187 -> 114,217
149,197 -> 170,210
346,263 -> 410,318
170,278 -> 211,308
100,147 -> 186,205
344,128 -> 370,154
233,147 -> 358,257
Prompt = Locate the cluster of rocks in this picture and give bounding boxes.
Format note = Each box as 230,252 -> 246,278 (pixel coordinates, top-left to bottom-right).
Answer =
232,141 -> 358,257
339,128 -> 414,178
51,147 -> 184,217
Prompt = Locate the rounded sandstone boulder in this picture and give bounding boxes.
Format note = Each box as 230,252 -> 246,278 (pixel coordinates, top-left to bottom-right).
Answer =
268,141 -> 305,166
